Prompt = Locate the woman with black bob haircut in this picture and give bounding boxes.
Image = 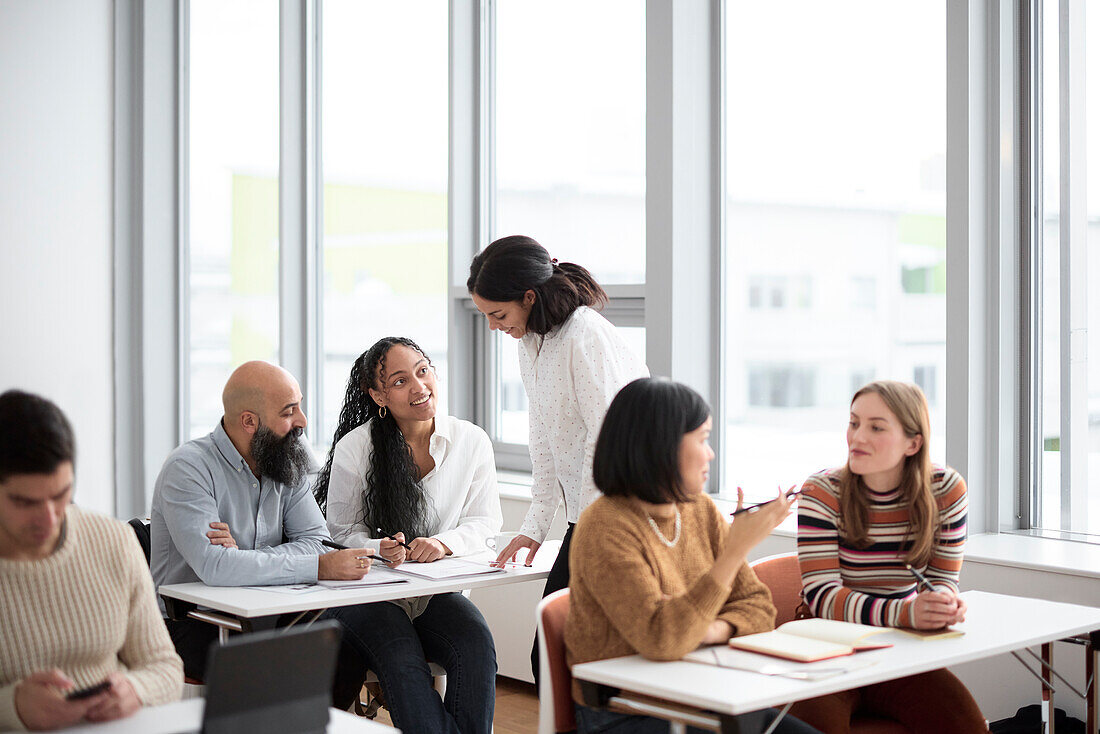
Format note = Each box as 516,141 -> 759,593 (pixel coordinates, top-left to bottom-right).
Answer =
314,336 -> 502,734
468,235 -> 648,680
565,378 -> 818,734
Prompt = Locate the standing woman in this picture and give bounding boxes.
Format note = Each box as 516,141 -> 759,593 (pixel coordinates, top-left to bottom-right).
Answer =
792,380 -> 986,733
314,337 -> 502,734
467,235 -> 649,677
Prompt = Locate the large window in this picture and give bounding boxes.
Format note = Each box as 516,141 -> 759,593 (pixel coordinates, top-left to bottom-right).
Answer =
494,0 -> 645,285
184,2 -> 449,449
320,1 -> 449,444
186,1 -> 280,439
169,2 -> 1097,548
723,1 -> 947,503
1029,0 -> 1099,539
485,0 -> 646,462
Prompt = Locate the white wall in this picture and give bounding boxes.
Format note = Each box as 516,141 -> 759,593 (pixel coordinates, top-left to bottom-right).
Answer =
0,1 -> 115,514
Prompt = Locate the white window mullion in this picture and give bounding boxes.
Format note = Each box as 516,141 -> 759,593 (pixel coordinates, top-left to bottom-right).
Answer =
448,0 -> 484,426
646,0 -> 722,492
278,0 -> 319,431
945,0 -> 996,532
1057,0 -> 1087,533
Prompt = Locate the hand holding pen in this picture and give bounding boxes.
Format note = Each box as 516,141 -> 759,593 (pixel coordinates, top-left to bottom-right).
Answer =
318,539 -> 374,580
905,563 -> 967,628
375,529 -> 410,566
729,485 -> 802,517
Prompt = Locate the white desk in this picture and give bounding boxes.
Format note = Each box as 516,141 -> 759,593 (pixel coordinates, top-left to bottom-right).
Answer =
572,591 -> 1100,732
159,549 -> 552,625
37,698 -> 394,733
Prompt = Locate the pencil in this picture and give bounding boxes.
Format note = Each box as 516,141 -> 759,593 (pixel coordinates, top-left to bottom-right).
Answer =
905,563 -> 937,592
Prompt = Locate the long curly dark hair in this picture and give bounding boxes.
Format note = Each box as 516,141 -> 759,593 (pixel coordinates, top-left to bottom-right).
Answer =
313,337 -> 434,541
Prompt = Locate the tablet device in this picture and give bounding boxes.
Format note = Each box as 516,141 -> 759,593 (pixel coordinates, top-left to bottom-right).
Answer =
200,620 -> 341,734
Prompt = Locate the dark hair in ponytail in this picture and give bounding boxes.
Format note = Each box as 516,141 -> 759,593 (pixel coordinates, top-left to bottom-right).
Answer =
313,337 -> 433,541
466,235 -> 607,336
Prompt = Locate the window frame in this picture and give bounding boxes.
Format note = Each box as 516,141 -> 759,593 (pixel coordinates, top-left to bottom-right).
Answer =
1016,0 -> 1092,540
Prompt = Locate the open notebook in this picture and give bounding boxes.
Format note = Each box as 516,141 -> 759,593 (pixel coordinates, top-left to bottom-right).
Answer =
317,564 -> 411,589
728,619 -> 893,662
388,556 -> 505,581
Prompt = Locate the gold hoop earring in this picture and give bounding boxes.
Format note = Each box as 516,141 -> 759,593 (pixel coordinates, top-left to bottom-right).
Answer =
378,406 -> 388,419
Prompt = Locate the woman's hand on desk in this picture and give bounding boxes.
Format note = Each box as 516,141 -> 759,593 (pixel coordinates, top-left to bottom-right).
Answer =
83,673 -> 140,723
378,533 -> 408,567
14,669 -> 110,730
407,537 -> 449,563
912,589 -> 965,629
490,534 -> 540,568
319,548 -> 374,580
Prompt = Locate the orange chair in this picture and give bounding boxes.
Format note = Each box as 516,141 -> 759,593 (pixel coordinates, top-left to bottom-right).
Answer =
750,552 -> 910,734
536,589 -> 576,734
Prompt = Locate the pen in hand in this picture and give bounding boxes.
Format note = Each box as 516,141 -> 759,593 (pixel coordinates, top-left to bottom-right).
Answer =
904,563 -> 937,593
730,486 -> 802,517
376,528 -> 413,550
321,539 -> 372,560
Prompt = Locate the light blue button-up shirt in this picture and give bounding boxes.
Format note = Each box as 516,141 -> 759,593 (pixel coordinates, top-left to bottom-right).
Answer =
150,421 -> 329,603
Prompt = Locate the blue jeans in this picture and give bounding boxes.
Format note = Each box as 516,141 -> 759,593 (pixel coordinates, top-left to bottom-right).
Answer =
575,703 -> 822,734
328,592 -> 496,734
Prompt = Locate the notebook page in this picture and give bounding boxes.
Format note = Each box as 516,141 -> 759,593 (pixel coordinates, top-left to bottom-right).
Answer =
389,557 -> 505,580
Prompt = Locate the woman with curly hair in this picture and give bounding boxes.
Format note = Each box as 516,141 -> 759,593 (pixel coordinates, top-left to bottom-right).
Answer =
314,336 -> 502,734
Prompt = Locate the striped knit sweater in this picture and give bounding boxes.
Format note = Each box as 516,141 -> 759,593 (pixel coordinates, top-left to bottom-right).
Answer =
0,506 -> 183,730
797,465 -> 967,628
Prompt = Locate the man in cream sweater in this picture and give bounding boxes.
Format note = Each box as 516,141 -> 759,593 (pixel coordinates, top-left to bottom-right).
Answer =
0,390 -> 183,731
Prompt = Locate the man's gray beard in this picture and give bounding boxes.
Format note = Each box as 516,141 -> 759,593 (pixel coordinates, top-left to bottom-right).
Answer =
250,424 -> 311,487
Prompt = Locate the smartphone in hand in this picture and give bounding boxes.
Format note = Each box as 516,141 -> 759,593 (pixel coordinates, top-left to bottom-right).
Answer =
66,679 -> 110,700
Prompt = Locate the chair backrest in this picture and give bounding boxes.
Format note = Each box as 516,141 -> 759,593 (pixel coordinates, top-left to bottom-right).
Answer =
750,553 -> 911,734
749,552 -> 803,626
536,588 -> 575,734
128,517 -> 151,565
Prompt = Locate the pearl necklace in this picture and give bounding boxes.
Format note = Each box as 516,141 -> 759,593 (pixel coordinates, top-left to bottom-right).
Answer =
646,506 -> 682,548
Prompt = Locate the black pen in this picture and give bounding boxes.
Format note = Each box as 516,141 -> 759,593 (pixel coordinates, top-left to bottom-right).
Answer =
730,487 -> 802,517
905,563 -> 937,592
321,539 -> 372,560
376,528 -> 413,550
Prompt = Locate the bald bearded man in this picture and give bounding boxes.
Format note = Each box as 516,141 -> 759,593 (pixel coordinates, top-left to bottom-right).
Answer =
150,362 -> 373,703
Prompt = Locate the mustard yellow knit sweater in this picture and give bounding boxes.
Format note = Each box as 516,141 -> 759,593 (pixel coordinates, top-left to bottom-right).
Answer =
565,495 -> 776,701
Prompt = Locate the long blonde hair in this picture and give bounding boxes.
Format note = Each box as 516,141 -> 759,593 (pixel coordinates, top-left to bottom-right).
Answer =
837,380 -> 937,567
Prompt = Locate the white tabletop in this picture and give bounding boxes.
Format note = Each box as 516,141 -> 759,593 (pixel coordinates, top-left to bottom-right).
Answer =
571,590 -> 1100,717
159,547 -> 554,618
42,699 -> 394,733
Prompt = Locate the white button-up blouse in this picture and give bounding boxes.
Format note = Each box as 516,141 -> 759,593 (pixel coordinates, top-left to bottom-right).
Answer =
325,415 -> 503,557
518,306 -> 649,543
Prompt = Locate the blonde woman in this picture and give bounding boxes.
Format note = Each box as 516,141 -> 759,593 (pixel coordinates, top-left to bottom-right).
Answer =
793,380 -> 986,733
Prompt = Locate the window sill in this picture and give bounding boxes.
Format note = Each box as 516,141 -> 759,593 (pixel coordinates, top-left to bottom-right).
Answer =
496,471 -> 1100,577
495,471 -> 801,534
963,532 -> 1100,581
